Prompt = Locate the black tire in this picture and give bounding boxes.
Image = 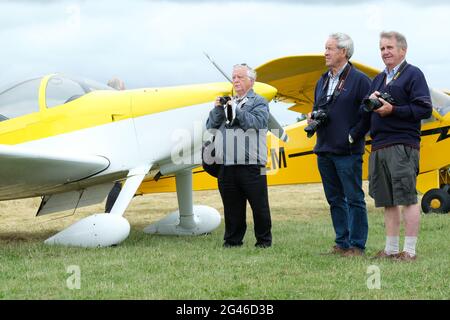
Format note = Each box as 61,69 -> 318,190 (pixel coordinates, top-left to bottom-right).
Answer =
421,188 -> 450,214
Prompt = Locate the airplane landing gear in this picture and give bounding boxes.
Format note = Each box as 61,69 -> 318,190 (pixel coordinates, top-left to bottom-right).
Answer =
421,185 -> 450,214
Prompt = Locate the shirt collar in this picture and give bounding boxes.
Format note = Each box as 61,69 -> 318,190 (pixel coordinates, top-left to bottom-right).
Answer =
384,59 -> 406,77
328,62 -> 348,79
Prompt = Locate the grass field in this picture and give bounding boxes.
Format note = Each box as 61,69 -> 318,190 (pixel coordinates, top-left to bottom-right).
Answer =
0,183 -> 448,299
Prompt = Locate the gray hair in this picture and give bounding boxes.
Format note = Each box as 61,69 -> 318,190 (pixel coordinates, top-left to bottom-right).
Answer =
380,31 -> 408,49
329,32 -> 354,60
107,77 -> 125,90
233,63 -> 257,81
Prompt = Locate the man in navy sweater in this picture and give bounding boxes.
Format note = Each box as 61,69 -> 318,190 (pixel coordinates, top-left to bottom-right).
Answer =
308,33 -> 371,257
350,31 -> 432,261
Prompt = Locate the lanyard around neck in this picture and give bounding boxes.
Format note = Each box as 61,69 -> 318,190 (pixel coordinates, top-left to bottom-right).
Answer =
320,63 -> 352,105
384,61 -> 408,85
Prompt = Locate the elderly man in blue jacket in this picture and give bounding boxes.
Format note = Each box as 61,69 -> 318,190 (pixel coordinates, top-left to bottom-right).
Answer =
350,31 -> 432,261
308,33 -> 371,257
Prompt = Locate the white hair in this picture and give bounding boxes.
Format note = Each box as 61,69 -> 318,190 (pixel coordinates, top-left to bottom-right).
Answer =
233,63 -> 257,81
329,32 -> 354,60
380,31 -> 408,49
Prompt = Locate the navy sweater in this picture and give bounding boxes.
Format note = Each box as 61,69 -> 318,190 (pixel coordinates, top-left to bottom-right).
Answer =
350,63 -> 433,150
313,65 -> 371,155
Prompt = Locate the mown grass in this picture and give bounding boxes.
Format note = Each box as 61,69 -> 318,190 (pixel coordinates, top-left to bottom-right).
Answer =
0,184 -> 448,299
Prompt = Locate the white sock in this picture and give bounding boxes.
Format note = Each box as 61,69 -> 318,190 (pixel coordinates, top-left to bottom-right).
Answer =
403,236 -> 417,256
385,236 -> 400,255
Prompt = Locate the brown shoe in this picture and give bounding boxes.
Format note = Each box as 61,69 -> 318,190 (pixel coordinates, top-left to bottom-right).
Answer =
394,251 -> 417,262
342,247 -> 365,257
372,250 -> 400,260
321,245 -> 348,255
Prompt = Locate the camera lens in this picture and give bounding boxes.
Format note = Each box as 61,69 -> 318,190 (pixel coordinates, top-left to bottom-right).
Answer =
219,96 -> 231,106
304,121 -> 319,138
304,110 -> 328,138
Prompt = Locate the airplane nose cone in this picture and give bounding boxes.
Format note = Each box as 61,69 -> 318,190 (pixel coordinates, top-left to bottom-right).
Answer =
253,82 -> 278,101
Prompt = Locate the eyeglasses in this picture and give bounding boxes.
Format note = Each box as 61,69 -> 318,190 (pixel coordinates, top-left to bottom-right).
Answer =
233,63 -> 250,68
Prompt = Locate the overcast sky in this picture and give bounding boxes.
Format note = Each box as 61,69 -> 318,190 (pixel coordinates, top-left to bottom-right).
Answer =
1,0 -> 449,124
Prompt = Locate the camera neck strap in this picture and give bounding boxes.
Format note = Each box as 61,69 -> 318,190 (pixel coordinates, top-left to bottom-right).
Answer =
335,62 -> 352,93
319,62 -> 352,106
382,60 -> 408,88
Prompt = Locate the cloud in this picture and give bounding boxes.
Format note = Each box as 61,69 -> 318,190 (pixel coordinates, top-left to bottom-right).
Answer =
0,0 -> 448,123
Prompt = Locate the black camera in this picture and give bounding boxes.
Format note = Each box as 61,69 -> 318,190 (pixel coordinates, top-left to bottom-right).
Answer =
219,96 -> 232,106
304,110 -> 328,138
363,92 -> 395,112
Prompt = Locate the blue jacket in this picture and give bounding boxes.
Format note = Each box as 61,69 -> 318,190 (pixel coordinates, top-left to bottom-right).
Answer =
350,62 -> 433,150
313,64 -> 371,155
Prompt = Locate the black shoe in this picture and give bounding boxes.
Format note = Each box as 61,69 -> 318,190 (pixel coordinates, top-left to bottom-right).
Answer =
223,242 -> 242,248
255,242 -> 271,248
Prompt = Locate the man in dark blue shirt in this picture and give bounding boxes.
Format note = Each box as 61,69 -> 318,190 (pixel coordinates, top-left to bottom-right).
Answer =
308,33 -> 371,257
350,31 -> 432,261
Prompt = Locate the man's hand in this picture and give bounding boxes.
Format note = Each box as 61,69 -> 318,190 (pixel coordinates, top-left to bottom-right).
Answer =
306,112 -> 313,124
214,97 -> 223,107
369,91 -> 380,100
215,96 -> 232,108
374,98 -> 394,117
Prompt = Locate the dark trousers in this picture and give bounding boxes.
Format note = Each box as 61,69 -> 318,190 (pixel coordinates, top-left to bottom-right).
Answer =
317,153 -> 368,250
218,165 -> 272,246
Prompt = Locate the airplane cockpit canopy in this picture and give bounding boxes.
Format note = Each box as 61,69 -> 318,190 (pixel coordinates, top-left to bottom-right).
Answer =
0,77 -> 41,120
46,74 -> 113,108
430,88 -> 450,117
423,88 -> 450,124
0,74 -> 113,121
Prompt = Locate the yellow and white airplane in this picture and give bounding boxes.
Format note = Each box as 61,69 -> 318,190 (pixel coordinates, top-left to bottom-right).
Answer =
1,55 -> 448,247
139,55 -> 450,215
0,74 -> 279,247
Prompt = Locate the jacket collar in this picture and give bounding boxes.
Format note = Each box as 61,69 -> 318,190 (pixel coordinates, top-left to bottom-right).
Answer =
236,88 -> 255,101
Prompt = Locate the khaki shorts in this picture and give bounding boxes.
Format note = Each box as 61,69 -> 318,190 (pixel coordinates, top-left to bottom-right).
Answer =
368,144 -> 419,207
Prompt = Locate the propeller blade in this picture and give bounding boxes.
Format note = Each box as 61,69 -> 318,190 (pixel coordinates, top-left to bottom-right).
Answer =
268,112 -> 289,142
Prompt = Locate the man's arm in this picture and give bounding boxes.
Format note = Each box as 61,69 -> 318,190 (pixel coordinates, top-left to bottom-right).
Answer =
390,70 -> 432,121
206,100 -> 226,130
349,75 -> 372,141
307,80 -> 322,124
234,96 -> 269,131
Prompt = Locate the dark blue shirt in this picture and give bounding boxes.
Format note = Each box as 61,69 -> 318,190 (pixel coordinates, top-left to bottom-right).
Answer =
313,64 -> 371,155
350,62 -> 433,150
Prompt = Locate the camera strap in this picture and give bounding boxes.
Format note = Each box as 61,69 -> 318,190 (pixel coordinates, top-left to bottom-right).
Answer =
334,63 -> 351,97
381,60 -> 408,88
226,96 -> 248,125
226,104 -> 233,122
318,62 -> 352,107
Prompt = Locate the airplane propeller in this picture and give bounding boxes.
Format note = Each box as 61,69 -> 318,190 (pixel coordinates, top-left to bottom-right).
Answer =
268,112 -> 289,142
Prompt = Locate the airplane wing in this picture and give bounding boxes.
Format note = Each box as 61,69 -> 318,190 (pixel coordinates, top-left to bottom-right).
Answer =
0,144 -> 110,200
256,54 -> 380,114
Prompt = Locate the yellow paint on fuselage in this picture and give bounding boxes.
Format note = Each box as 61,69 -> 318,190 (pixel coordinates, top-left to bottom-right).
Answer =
419,118 -> 450,173
0,77 -> 276,146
